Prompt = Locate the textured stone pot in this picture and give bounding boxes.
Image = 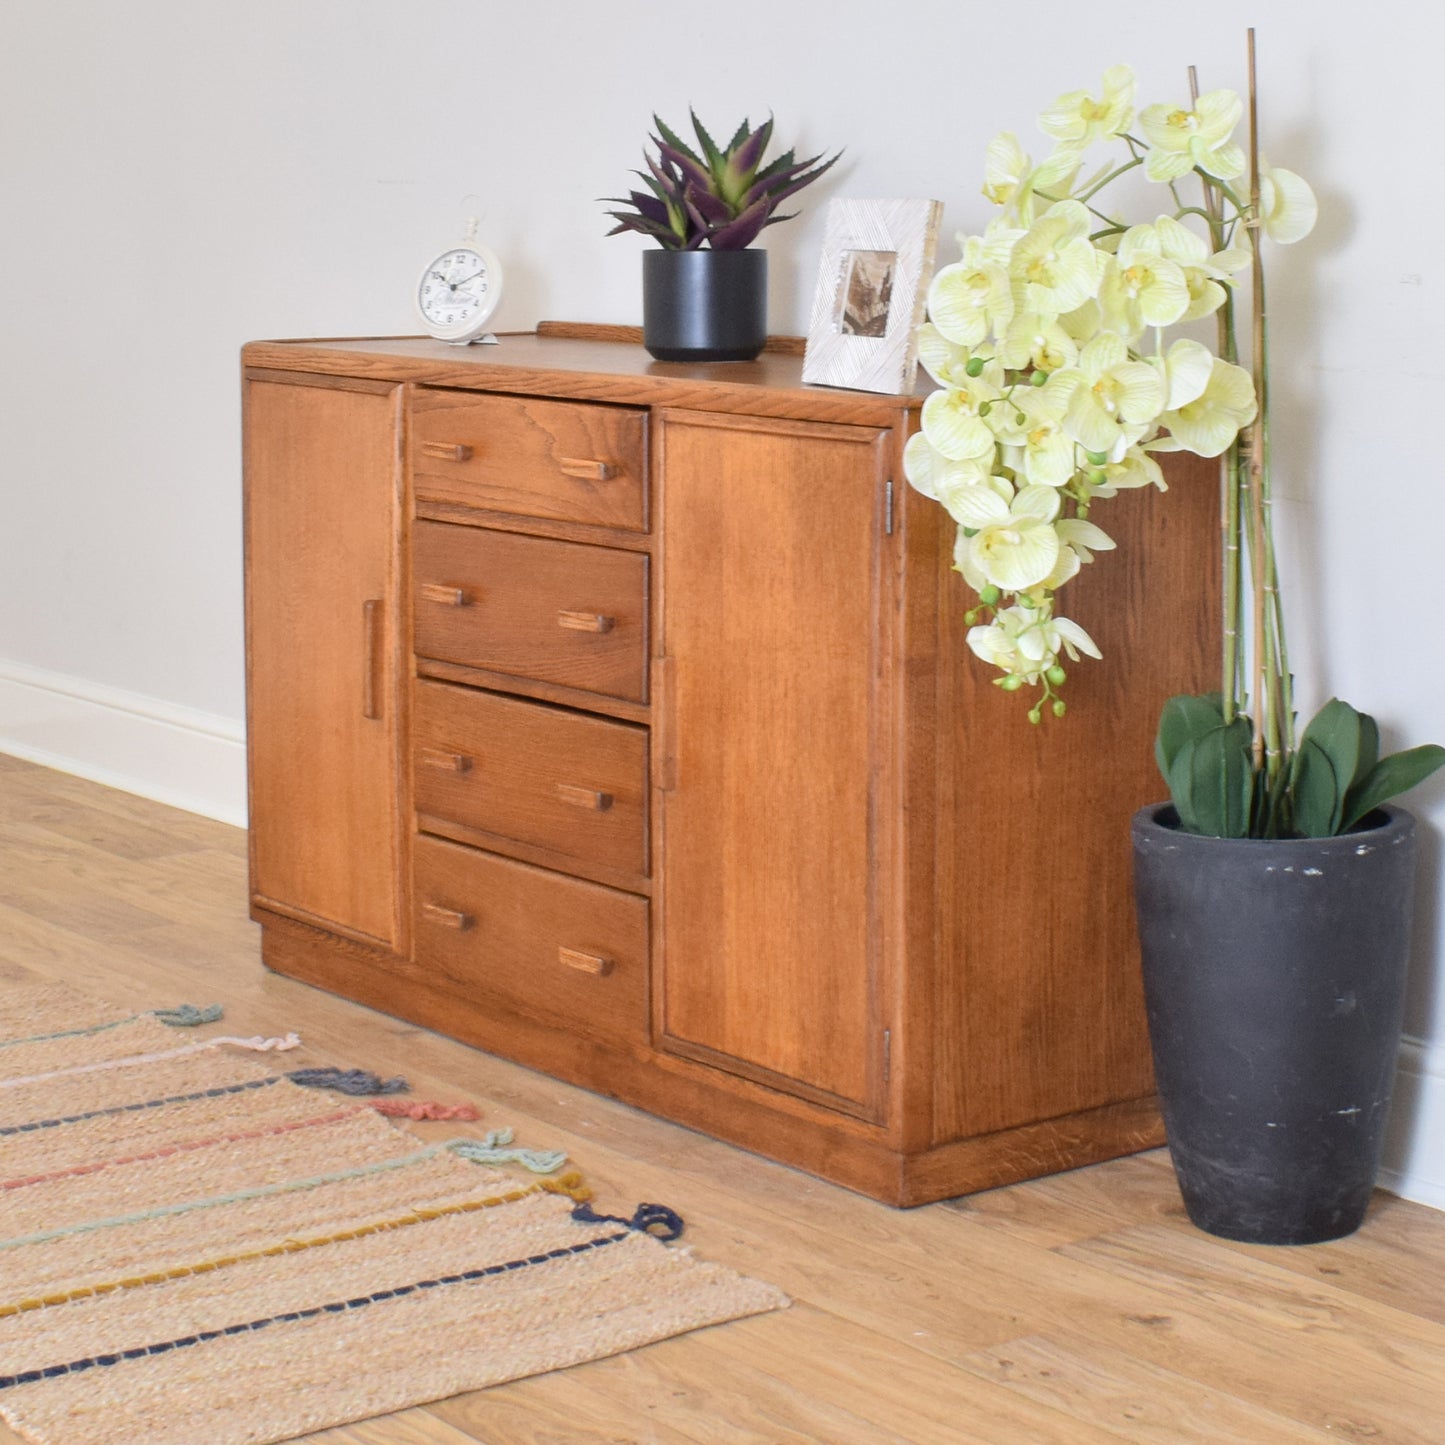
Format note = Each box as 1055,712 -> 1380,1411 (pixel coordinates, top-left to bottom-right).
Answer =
1131,803 -> 1418,1245
642,248 -> 767,362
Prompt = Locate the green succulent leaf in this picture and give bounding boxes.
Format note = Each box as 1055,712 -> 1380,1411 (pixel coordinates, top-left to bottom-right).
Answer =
1340,743 -> 1445,832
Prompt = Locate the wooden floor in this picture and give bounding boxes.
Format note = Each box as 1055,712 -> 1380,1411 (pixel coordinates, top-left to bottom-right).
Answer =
1,755 -> 1443,1444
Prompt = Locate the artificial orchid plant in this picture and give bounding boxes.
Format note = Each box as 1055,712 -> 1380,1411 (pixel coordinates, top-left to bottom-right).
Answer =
903,40 -> 1443,838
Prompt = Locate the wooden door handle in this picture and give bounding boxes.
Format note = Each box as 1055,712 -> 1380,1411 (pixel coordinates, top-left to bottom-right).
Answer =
557,610 -> 615,634
422,902 -> 473,931
556,783 -> 613,812
420,441 -> 473,462
558,457 -> 617,481
559,946 -> 613,976
420,748 -> 472,773
419,583 -> 470,607
361,599 -> 382,721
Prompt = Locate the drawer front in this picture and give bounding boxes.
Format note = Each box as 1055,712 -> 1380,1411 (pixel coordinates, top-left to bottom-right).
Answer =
413,834 -> 648,1049
412,390 -> 646,530
413,521 -> 648,703
413,679 -> 648,876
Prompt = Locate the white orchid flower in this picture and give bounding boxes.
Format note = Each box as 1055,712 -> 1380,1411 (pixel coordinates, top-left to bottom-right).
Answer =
1148,214 -> 1250,321
1038,64 -> 1137,147
1158,357 -> 1257,456
1098,225 -> 1191,337
984,132 -> 1082,225
998,310 -> 1080,373
949,484 -> 1063,592
1258,155 -> 1318,244
996,378 -> 1080,487
1140,89 -> 1246,182
915,324 -> 979,388
1009,202 -> 1105,318
1097,445 -> 1168,492
1058,333 -> 1167,454
920,368 -> 1005,462
967,602 -> 1102,682
1155,337 -> 1215,410
927,233 -> 1016,348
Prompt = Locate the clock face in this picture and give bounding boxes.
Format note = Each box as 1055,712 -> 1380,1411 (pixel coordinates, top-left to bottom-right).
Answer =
417,245 -> 502,340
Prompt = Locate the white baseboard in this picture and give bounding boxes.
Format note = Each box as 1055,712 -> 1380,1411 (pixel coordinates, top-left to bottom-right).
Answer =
0,658 -> 247,827
1381,1035 -> 1445,1211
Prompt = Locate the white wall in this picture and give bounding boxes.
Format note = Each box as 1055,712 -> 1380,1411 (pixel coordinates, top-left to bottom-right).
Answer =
3,0 -> 1443,1207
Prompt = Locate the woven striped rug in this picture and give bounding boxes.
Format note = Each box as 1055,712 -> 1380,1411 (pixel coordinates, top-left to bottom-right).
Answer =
0,982 -> 787,1445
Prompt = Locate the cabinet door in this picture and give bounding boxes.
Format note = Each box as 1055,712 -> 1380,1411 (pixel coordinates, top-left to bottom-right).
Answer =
244,375 -> 402,947
656,411 -> 891,1120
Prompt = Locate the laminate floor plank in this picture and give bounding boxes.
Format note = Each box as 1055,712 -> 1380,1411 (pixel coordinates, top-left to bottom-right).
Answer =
2,757 -> 1444,1445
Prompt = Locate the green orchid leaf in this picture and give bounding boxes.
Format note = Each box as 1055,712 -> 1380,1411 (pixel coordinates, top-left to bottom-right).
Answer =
1165,736 -> 1199,833
1155,692 -> 1226,784
1291,737 -> 1341,837
1189,717 -> 1254,838
1297,698 -> 1365,832
1353,710 -> 1380,792
1340,744 -> 1445,832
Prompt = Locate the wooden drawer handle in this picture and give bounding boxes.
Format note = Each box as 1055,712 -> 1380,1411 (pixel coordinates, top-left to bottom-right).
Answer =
556,610 -> 615,634
419,583 -> 470,607
558,457 -> 617,482
556,783 -> 613,812
422,902 -> 473,931
420,748 -> 471,773
420,441 -> 473,462
559,946 -> 613,976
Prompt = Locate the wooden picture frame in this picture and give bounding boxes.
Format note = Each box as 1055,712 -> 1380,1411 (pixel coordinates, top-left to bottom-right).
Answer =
801,197 -> 943,395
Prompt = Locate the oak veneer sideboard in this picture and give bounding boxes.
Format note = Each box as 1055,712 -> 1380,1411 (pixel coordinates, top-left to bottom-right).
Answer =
241,325 -> 1220,1206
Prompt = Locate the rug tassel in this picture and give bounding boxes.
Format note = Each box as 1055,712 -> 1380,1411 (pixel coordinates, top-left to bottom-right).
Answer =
541,1170 -> 593,1202
224,1033 -> 301,1053
449,1129 -> 567,1175
571,1199 -> 684,1241
151,1004 -> 224,1027
285,1067 -> 409,1095
372,1099 -> 480,1121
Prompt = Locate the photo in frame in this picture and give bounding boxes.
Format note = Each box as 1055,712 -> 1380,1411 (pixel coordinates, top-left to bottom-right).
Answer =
801,197 -> 944,394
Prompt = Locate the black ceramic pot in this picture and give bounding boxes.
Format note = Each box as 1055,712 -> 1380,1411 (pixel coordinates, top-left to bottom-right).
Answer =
1131,803 -> 1417,1245
642,248 -> 767,362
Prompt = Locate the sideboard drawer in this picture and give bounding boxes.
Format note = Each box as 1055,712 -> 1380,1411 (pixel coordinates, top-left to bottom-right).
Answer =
413,520 -> 648,703
412,389 -> 646,530
413,834 -> 648,1050
413,679 -> 648,876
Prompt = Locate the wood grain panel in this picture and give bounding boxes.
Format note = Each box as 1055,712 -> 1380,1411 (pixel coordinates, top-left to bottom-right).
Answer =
412,680 -> 648,878
411,388 -> 647,530
928,449 -> 1221,1142
243,376 -> 401,945
412,521 -> 648,702
656,411 -> 889,1117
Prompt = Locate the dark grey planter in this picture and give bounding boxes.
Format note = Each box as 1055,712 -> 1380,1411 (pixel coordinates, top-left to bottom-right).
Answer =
642,248 -> 767,362
1131,803 -> 1418,1244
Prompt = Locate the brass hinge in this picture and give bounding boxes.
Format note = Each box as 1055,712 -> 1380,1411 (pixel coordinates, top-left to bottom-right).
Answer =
884,478 -> 895,536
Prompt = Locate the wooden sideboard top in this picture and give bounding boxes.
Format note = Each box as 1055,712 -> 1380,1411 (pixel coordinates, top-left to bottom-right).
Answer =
241,323 -> 926,428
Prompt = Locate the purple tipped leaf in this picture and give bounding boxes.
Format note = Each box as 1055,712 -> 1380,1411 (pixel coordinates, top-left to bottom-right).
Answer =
689,109 -> 728,173
708,198 -> 773,250
730,117 -> 774,180
684,184 -> 733,224
654,138 -> 713,194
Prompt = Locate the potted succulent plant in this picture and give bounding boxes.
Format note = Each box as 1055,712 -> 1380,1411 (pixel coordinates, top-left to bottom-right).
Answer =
604,111 -> 839,362
903,36 -> 1444,1244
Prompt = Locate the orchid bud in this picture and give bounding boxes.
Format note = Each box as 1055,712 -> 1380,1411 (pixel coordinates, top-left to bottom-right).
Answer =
979,585 -> 1001,606
1028,706 -> 1042,725
979,401 -> 992,417
1086,450 -> 1109,466
1030,369 -> 1049,386
998,675 -> 1024,692
965,356 -> 986,377
1052,699 -> 1067,718
964,609 -> 979,626
1046,665 -> 1067,686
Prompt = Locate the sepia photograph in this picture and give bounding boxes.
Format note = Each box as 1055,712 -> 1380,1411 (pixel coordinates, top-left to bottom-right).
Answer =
838,249 -> 896,337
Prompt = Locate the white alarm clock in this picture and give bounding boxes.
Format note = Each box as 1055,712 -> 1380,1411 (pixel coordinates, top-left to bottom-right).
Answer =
416,221 -> 503,344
